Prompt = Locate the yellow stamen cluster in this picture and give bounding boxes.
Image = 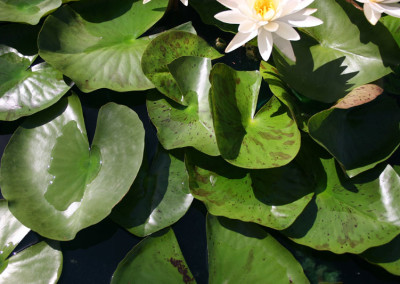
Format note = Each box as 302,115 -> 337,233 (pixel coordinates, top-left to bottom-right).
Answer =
254,0 -> 276,18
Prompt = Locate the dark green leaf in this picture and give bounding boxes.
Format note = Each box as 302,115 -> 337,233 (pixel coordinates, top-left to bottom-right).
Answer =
111,146 -> 193,237
273,0 -> 400,103
207,214 -> 309,284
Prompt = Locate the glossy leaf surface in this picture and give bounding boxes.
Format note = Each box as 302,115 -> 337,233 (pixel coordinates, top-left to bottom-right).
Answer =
0,241 -> 62,284
111,147 -> 193,237
207,215 -> 309,284
308,95 -> 400,177
0,0 -> 62,25
147,56 -> 219,156
283,159 -> 400,254
0,47 -> 71,121
0,200 -> 30,265
186,148 -> 314,230
210,63 -> 300,169
111,228 -> 195,283
38,0 -> 168,92
0,95 -> 145,240
142,31 -> 221,105
273,0 -> 400,103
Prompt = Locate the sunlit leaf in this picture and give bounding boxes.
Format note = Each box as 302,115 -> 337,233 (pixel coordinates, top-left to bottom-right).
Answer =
147,56 -> 219,156
207,214 -> 309,284
0,94 -> 145,240
111,228 -> 196,283
210,63 -> 300,169
38,0 -> 169,92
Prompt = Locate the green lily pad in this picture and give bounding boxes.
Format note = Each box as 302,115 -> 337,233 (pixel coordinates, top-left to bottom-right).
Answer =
283,157 -> 400,254
0,200 -> 30,266
273,0 -> 400,103
38,0 -> 169,92
0,94 -> 145,240
207,214 -> 309,284
0,0 -> 64,25
0,200 -> 62,283
111,146 -> 193,237
147,56 -> 219,156
380,16 -> 400,48
0,241 -> 62,283
0,46 -> 71,121
186,148 -> 314,230
308,94 -> 400,177
210,63 -> 300,169
111,228 -> 196,283
361,234 -> 400,276
141,30 -> 222,105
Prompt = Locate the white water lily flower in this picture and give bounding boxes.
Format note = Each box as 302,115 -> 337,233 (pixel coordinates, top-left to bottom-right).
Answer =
143,0 -> 188,6
214,0 -> 323,61
355,0 -> 400,25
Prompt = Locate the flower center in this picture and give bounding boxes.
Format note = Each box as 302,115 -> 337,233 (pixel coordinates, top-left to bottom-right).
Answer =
254,0 -> 276,19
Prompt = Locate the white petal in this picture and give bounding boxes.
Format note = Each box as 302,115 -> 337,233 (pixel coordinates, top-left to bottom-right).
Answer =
379,3 -> 400,17
288,15 -> 323,27
364,4 -> 381,25
225,30 -> 258,53
216,0 -> 238,9
239,20 -> 257,33
273,34 -> 296,62
263,21 -> 279,32
274,22 -> 300,41
181,0 -> 188,5
143,0 -> 151,3
258,29 -> 274,61
215,10 -> 248,24
293,0 -> 316,13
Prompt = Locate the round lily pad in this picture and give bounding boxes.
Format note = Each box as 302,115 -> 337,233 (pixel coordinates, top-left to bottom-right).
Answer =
147,56 -> 219,156
0,200 -> 62,283
111,228 -> 196,283
0,46 -> 71,121
0,94 -> 145,240
210,63 -> 301,169
283,158 -> 400,254
111,147 -> 193,237
38,0 -> 169,92
273,0 -> 400,103
142,30 -> 222,105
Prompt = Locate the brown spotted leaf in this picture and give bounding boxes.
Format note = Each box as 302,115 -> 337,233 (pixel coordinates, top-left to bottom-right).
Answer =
111,228 -> 196,284
210,63 -> 301,169
334,84 -> 383,109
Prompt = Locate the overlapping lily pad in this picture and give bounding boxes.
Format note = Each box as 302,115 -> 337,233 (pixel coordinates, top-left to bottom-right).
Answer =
210,63 -> 300,169
147,56 -> 219,156
186,148 -> 314,230
0,200 -> 62,283
283,157 -> 400,254
207,214 -> 309,284
0,94 -> 145,240
111,228 -> 196,283
111,146 -> 193,237
38,0 -> 169,92
0,0 -> 70,25
0,46 -> 71,121
142,30 -> 222,105
273,0 -> 400,103
308,92 -> 400,177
